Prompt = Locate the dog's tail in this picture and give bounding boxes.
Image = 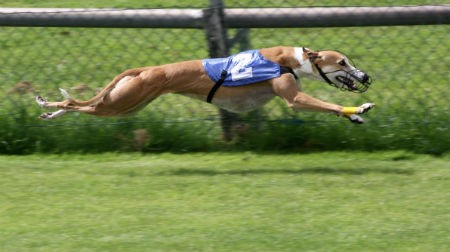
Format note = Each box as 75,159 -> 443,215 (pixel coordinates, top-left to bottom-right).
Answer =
61,68 -> 147,106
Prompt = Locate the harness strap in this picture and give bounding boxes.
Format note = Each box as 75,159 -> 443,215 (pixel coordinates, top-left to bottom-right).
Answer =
280,66 -> 298,80
206,70 -> 227,103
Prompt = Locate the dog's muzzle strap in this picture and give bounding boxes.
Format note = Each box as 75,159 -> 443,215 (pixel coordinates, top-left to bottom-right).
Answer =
315,63 -> 334,85
207,70 -> 228,103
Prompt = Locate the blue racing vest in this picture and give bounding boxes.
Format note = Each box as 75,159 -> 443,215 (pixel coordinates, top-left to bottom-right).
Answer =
202,50 -> 282,87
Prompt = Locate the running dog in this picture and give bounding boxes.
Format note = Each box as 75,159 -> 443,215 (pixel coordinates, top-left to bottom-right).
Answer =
36,46 -> 374,123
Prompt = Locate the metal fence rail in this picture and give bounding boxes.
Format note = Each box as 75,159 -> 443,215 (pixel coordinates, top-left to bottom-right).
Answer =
0,1 -> 449,154
0,6 -> 449,28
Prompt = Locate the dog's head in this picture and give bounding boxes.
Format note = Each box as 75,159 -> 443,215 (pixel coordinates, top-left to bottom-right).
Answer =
304,48 -> 372,93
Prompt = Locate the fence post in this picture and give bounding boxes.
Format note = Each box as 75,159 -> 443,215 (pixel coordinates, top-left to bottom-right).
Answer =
203,0 -> 240,141
228,28 -> 264,131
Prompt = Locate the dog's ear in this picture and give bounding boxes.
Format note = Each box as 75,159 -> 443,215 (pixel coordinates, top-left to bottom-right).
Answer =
303,47 -> 312,53
301,47 -> 322,63
305,49 -> 322,63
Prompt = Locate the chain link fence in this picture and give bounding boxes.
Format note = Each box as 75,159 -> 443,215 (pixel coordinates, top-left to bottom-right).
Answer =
0,1 -> 449,154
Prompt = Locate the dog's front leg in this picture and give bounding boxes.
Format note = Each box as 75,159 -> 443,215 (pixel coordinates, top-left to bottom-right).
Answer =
291,93 -> 375,123
272,75 -> 343,114
272,76 -> 374,123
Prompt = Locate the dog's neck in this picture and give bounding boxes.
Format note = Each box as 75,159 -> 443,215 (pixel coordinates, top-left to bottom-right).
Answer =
293,47 -> 317,79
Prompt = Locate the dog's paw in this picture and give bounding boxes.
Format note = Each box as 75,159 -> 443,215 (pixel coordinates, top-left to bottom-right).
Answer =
36,96 -> 47,108
39,112 -> 54,120
347,114 -> 364,124
38,109 -> 66,120
357,103 -> 375,114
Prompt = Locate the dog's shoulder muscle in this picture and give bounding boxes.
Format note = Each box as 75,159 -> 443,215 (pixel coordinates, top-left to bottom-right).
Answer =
259,46 -> 300,70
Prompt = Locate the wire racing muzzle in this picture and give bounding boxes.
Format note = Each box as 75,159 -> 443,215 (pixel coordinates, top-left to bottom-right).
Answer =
315,64 -> 372,93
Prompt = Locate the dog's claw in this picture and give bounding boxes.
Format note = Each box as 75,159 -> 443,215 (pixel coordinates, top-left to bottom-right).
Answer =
348,114 -> 364,124
39,112 -> 53,120
36,96 -> 47,108
38,109 -> 66,120
358,103 -> 375,114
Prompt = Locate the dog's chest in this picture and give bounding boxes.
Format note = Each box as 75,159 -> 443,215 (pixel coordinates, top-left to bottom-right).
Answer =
212,88 -> 275,113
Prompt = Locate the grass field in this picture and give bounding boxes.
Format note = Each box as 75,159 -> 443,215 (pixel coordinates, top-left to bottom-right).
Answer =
1,152 -> 449,251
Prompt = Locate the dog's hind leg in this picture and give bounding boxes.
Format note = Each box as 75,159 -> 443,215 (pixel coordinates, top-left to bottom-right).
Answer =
36,66 -> 168,119
89,68 -> 168,116
35,67 -> 148,109
36,95 -> 93,120
36,94 -> 66,109
36,90 -> 103,119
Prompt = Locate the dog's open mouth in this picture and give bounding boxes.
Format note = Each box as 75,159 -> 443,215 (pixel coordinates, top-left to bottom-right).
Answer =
336,75 -> 358,91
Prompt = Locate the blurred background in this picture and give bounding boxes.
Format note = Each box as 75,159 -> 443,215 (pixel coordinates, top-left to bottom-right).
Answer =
0,0 -> 448,154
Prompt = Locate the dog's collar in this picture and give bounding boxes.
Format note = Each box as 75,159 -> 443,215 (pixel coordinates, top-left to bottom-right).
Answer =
280,66 -> 298,80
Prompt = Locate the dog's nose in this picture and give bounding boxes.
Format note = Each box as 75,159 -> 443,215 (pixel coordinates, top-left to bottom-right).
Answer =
361,73 -> 369,83
350,69 -> 370,84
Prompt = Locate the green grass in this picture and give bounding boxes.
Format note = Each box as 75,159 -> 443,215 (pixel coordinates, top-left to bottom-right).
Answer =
0,152 -> 449,251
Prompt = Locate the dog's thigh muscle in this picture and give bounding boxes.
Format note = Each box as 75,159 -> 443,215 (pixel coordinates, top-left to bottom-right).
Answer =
94,68 -> 166,115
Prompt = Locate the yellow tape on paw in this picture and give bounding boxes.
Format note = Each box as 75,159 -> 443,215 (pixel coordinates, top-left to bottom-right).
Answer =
342,107 -> 359,116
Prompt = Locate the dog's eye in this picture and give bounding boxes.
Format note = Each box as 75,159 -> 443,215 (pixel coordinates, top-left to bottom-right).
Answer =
338,60 -> 346,66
